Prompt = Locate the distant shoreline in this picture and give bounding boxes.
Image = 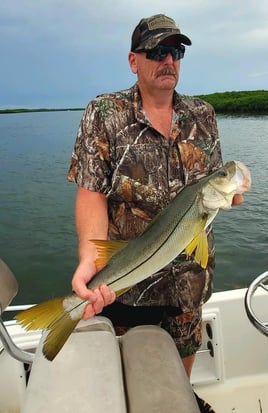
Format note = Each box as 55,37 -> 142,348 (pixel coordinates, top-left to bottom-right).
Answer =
1,90 -> 267,115
196,90 -> 268,115
0,108 -> 84,114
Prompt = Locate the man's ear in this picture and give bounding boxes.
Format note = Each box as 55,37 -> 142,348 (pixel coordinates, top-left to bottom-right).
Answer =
128,52 -> 138,74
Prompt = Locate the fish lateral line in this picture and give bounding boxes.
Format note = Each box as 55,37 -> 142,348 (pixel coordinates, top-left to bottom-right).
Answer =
106,216 -> 205,288
93,180 -> 211,284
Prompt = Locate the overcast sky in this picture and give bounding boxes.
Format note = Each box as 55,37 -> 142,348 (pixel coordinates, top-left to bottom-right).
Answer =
1,0 -> 267,108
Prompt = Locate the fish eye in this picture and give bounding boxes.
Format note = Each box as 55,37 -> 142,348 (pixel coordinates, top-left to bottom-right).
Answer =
218,169 -> 228,177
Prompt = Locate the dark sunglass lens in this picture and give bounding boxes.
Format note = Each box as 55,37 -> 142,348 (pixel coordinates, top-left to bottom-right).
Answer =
171,45 -> 185,60
146,47 -> 163,61
146,45 -> 185,61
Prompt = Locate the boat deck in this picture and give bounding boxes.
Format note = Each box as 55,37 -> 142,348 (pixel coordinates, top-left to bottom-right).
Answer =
198,374 -> 268,412
192,287 -> 268,412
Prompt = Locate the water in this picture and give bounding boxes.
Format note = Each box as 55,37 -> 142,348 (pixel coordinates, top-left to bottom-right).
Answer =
214,116 -> 268,290
0,111 -> 79,304
0,112 -> 267,306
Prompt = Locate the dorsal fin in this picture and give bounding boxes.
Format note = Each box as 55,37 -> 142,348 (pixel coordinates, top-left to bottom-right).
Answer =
90,239 -> 128,269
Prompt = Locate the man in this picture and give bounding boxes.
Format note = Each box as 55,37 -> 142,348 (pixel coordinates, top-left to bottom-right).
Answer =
68,14 -> 242,412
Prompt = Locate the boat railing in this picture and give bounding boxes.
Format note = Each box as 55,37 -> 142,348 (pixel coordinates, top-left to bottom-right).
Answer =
245,270 -> 268,336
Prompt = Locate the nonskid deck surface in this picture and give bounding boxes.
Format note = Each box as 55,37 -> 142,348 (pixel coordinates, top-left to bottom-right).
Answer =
198,375 -> 268,413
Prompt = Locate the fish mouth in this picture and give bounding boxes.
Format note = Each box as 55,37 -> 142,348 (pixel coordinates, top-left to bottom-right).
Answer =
231,160 -> 251,193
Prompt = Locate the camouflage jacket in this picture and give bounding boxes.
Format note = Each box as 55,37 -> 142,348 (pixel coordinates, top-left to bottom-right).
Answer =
67,83 -> 223,311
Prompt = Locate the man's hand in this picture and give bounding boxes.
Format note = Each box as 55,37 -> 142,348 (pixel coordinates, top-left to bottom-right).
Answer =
72,188 -> 116,319
72,259 -> 116,320
232,194 -> 244,206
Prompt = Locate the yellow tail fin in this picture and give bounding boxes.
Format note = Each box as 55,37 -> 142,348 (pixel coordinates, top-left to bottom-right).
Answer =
15,295 -> 86,361
42,313 -> 80,361
16,297 -> 67,330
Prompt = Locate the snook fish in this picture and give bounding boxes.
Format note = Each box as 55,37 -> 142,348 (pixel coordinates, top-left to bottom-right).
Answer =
16,160 -> 251,360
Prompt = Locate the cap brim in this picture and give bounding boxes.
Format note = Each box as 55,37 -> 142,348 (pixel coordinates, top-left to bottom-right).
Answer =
135,31 -> 192,51
157,32 -> 192,46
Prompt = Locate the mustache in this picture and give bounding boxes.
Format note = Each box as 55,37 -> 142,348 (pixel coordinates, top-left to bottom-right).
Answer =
156,67 -> 176,77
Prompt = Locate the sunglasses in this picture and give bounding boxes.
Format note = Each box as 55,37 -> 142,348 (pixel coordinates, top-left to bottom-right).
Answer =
137,44 -> 185,61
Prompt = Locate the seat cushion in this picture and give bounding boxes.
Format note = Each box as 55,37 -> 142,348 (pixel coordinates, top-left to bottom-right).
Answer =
120,325 -> 200,413
22,317 -> 127,413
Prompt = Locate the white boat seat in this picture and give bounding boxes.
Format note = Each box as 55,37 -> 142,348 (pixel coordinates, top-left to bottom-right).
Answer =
22,317 -> 127,413
22,318 -> 199,413
0,258 -> 18,312
120,325 -> 200,413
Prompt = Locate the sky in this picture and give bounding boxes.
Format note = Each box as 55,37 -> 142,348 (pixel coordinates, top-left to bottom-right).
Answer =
1,0 -> 267,108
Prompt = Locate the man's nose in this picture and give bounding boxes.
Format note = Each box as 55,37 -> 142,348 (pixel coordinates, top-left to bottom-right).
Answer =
163,53 -> 174,63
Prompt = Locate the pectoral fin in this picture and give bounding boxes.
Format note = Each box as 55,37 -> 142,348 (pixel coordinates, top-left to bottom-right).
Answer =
185,230 -> 209,269
91,239 -> 128,269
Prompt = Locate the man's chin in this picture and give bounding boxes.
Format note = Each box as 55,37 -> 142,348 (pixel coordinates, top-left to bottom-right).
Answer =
157,77 -> 178,89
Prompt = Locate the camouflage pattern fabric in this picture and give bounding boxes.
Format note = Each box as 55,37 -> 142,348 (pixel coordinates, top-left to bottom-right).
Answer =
113,305 -> 202,358
67,83 -> 223,311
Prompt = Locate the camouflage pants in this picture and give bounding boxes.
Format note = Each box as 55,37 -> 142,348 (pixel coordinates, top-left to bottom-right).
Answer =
160,306 -> 202,358
101,302 -> 202,358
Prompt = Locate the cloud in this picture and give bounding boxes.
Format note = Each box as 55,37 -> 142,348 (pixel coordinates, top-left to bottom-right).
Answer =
249,71 -> 268,78
0,0 -> 267,107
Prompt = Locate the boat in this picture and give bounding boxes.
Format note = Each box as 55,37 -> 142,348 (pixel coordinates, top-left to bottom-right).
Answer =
0,257 -> 267,412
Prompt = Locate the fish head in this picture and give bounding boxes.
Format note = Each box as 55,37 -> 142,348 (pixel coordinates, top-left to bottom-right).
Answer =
201,160 -> 251,211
